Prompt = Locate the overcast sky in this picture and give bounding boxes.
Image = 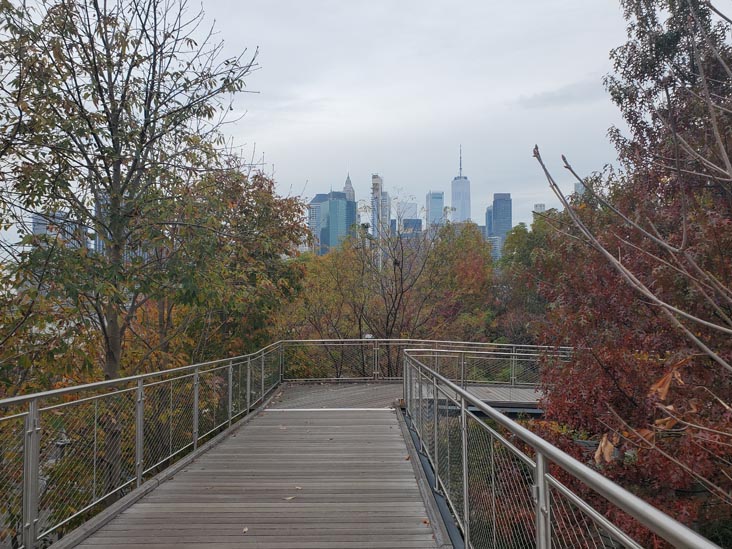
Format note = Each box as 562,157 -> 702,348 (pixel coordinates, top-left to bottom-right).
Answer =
208,1 -> 629,226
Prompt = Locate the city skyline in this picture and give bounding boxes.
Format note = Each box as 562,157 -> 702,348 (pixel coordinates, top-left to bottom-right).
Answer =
206,1 -> 628,227
304,169 -> 539,229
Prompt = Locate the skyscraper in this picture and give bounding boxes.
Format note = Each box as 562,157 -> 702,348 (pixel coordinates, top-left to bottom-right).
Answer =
426,191 -> 445,227
534,203 -> 546,213
484,206 -> 493,237
307,190 -> 356,255
492,193 -> 512,243
343,173 -> 355,202
451,146 -> 471,222
371,174 -> 392,239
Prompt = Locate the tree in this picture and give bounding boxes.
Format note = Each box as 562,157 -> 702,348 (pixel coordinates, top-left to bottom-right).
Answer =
533,0 -> 732,540
0,0 -> 257,380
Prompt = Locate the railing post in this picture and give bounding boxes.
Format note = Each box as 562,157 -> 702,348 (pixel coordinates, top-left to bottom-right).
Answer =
402,352 -> 407,408
491,432 -> 497,549
535,451 -> 551,549
192,367 -> 199,450
373,340 -> 379,380
261,353 -> 265,397
404,357 -> 411,416
22,399 -> 40,549
417,365 -> 423,449
461,396 -> 470,546
511,345 -> 517,386
246,357 -> 251,412
433,376 -> 439,492
227,360 -> 233,427
135,379 -> 144,488
460,353 -> 466,389
279,342 -> 285,382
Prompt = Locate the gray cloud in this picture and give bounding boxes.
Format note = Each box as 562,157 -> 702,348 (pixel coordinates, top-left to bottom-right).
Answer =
518,78 -> 609,110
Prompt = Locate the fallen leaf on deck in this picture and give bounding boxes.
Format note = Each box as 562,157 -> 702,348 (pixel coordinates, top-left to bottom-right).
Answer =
295,486 -> 302,490
422,519 -> 430,525
405,455 -> 411,461
242,527 -> 249,534
284,496 -> 296,501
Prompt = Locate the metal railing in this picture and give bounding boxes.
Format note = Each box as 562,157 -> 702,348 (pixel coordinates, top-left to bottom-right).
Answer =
281,338 -> 571,381
0,338 -> 562,549
403,348 -> 720,549
0,343 -> 284,549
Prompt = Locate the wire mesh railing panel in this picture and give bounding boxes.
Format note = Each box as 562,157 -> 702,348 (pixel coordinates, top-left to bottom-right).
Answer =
420,379 -> 435,462
263,350 -> 280,393
439,409 -> 464,526
249,358 -> 262,406
143,382 -> 173,473
466,415 -> 536,548
36,389 -> 136,539
465,353 -> 513,384
548,477 -> 642,549
433,353 -> 461,382
169,375 -> 194,456
434,385 -> 456,512
231,361 -> 243,417
377,343 -> 404,378
0,414 -> 25,549
486,428 -> 536,548
197,368 -> 227,439
37,399 -> 98,536
284,342 -> 376,379
514,356 -> 541,385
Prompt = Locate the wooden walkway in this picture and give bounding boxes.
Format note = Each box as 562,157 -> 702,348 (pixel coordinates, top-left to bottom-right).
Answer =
74,387 -> 447,548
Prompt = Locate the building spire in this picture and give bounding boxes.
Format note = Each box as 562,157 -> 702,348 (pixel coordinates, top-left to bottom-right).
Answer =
459,145 -> 462,178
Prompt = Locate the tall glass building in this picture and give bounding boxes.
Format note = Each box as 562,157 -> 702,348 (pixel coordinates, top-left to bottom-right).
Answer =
451,147 -> 471,222
425,191 -> 445,227
492,193 -> 512,242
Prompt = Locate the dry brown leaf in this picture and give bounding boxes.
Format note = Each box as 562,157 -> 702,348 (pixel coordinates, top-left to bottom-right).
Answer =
405,455 -> 411,461
594,434 -> 616,465
283,496 -> 296,501
295,486 -> 302,490
654,417 -> 678,430
422,519 -> 431,525
242,527 -> 249,534
649,357 -> 691,401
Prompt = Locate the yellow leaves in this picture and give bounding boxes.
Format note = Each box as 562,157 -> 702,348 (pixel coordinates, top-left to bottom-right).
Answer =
594,433 -> 620,465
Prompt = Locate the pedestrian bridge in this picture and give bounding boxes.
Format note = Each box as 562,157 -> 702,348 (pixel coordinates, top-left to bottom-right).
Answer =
0,340 -> 719,548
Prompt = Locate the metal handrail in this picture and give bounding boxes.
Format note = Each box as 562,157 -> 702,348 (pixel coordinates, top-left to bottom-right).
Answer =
0,341 -> 283,408
0,338 -> 564,549
0,339 -> 563,408
403,349 -> 720,549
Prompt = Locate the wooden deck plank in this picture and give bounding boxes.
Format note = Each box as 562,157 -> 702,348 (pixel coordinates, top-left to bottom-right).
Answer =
77,407 -> 442,548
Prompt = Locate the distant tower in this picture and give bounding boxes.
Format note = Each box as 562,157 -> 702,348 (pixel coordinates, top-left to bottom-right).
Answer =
492,193 -> 513,244
426,191 -> 445,227
343,173 -> 355,202
371,174 -> 383,238
534,203 -> 546,213
451,146 -> 471,222
484,206 -> 493,237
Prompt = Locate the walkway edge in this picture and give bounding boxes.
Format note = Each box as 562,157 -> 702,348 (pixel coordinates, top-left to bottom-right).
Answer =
396,406 -> 454,549
49,388 -> 281,549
